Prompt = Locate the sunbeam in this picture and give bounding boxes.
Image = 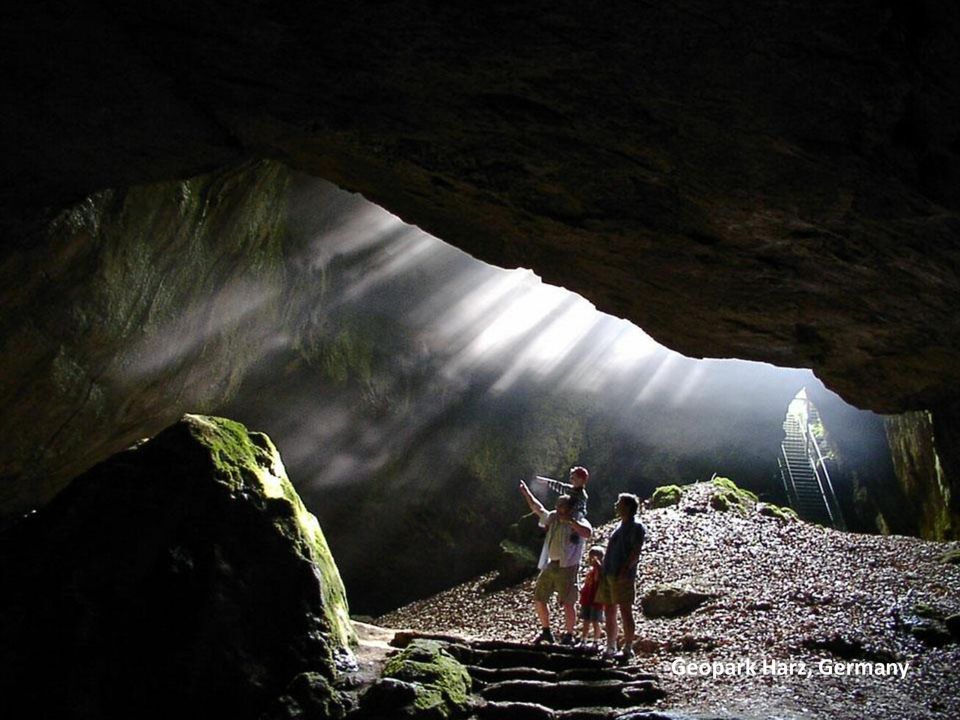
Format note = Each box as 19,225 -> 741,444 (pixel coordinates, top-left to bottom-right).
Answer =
163,173 -> 893,613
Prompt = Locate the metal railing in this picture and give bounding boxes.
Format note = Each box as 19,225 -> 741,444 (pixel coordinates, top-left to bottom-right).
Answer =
801,421 -> 846,530
779,413 -> 845,530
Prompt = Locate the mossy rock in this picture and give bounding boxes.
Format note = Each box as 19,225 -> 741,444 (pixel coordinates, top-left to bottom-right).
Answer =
709,476 -> 758,514
908,619 -> 953,647
642,584 -> 717,618
381,639 -> 472,718
499,538 -> 538,565
359,678 -> 420,718
650,485 -> 683,508
709,492 -> 732,512
946,614 -> 960,640
484,538 -> 540,593
484,513 -> 542,592
261,672 -> 348,720
712,476 -> 758,502
757,502 -> 799,521
913,602 -> 943,620
0,414 -> 354,720
184,415 -> 356,652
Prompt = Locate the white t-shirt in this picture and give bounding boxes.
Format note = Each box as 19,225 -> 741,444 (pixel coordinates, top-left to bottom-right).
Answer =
537,510 -> 591,569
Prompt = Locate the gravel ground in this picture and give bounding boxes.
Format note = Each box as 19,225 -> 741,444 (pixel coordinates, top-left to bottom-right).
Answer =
378,482 -> 960,719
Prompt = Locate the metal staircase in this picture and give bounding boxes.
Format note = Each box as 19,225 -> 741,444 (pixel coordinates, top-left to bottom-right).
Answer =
778,389 -> 846,529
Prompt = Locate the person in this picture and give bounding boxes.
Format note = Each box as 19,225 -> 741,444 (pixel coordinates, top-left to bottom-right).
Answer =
534,466 -> 590,520
518,480 -> 592,645
595,493 -> 645,663
578,546 -> 606,648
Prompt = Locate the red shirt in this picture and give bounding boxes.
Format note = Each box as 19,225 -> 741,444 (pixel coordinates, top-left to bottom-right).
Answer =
579,566 -> 603,607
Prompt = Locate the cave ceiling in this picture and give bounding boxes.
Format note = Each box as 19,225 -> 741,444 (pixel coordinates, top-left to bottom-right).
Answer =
3,2 -> 960,414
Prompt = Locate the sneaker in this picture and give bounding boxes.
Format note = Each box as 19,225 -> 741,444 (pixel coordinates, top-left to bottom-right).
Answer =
615,648 -> 634,666
559,632 -> 575,646
532,627 -> 555,645
603,646 -> 618,659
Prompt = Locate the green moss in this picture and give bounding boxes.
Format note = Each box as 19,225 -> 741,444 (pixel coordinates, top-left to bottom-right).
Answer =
885,412 -> 960,541
712,476 -> 758,503
323,328 -> 374,385
262,672 -> 347,720
651,484 -> 683,508
757,502 -> 799,521
499,539 -> 538,566
383,640 -> 471,717
913,602 -> 942,620
707,477 -> 758,515
709,492 -> 732,512
182,415 -> 356,651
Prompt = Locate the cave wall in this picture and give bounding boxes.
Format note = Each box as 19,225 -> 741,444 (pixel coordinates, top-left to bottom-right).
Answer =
1,3 -> 960,538
0,158 -> 954,547
0,161 -> 292,515
885,410 -> 960,538
2,2 -> 960,414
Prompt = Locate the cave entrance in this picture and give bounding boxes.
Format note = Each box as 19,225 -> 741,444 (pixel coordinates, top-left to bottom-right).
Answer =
2,162 -> 894,615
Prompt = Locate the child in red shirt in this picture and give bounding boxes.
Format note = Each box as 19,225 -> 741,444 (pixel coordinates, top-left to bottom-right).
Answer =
578,546 -> 606,647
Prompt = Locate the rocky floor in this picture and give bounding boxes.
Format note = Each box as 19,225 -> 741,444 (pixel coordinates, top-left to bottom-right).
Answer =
377,482 -> 960,719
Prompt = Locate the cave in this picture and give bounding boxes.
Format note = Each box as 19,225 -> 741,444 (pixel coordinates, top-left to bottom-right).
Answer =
2,3 -> 960,719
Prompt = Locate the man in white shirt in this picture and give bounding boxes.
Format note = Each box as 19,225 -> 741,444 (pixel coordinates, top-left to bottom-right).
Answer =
519,480 -> 592,645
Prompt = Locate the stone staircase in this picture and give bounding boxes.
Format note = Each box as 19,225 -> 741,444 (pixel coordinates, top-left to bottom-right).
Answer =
780,415 -> 833,526
393,633 -> 665,720
779,415 -> 845,529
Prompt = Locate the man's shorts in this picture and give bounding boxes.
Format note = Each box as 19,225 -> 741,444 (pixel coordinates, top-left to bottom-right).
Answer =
594,573 -> 636,605
533,561 -> 578,604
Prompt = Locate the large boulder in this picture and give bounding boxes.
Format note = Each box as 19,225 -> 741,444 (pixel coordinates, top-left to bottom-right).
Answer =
641,584 -> 718,618
0,414 -> 355,720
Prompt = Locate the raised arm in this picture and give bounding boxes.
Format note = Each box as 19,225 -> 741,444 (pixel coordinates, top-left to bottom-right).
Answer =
570,517 -> 592,539
519,480 -> 547,517
535,475 -> 572,495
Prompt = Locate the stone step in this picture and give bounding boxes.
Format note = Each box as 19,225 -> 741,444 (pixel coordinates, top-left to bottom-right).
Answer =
466,664 -> 647,686
558,667 -> 649,683
479,678 -> 665,709
382,634 -> 667,717
390,629 -> 470,648
474,701 -> 626,720
473,701 -> 555,720
472,639 -> 596,657
466,665 -> 559,685
473,648 -> 612,672
555,709 -> 620,720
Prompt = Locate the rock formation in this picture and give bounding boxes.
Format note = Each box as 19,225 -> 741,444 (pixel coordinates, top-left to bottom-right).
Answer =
4,2 -> 959,410
0,161 -> 292,514
1,5 -> 959,531
0,414 -> 354,720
